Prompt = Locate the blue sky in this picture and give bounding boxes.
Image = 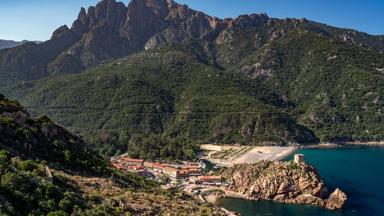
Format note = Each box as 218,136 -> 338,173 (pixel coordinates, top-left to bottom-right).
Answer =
0,0 -> 383,41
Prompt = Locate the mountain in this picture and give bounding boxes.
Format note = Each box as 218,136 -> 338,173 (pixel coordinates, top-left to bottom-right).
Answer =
5,45 -> 317,157
0,40 -> 22,50
0,39 -> 41,50
1,0 -> 384,157
0,0 -> 383,86
0,94 -> 224,215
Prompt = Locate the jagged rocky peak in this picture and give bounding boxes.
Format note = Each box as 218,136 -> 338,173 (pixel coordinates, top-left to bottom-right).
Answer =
51,25 -> 71,39
78,7 -> 87,19
94,0 -> 127,23
60,0 -> 272,50
71,0 -> 127,34
129,0 -> 171,18
234,13 -> 269,27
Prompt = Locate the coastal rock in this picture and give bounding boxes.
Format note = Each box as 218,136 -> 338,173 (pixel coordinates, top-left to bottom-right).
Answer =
221,161 -> 346,210
326,188 -> 347,210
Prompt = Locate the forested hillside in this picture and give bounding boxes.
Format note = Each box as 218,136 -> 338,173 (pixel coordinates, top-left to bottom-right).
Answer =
1,0 -> 383,158
0,94 -> 223,215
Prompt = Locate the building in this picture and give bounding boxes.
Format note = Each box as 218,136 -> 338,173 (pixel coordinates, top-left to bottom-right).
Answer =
111,162 -> 126,171
112,155 -> 204,180
127,165 -> 145,171
163,167 -> 179,179
145,162 -> 167,173
180,165 -> 202,176
119,157 -> 144,166
294,154 -> 305,164
198,176 -> 222,185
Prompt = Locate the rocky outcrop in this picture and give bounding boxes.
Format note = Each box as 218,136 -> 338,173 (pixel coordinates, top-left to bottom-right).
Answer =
0,0 -> 270,85
221,161 -> 347,210
1,0 -> 383,86
326,188 -> 347,210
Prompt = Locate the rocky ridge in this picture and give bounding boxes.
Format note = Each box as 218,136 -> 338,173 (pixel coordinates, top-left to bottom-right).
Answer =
1,0 -> 384,156
221,160 -> 347,210
1,0 -> 382,86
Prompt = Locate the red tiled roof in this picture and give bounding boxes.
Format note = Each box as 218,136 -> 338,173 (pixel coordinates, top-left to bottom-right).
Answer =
198,176 -> 222,181
127,165 -> 145,170
120,157 -> 144,163
111,162 -> 125,170
181,165 -> 200,170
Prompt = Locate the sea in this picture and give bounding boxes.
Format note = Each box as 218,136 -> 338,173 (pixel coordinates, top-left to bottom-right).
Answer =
216,146 -> 384,216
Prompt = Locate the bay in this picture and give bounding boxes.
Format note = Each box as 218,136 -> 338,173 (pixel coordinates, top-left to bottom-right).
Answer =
217,147 -> 384,216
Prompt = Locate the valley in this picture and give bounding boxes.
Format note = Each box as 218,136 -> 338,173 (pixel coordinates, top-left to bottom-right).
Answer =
1,0 -> 384,161
1,0 -> 384,215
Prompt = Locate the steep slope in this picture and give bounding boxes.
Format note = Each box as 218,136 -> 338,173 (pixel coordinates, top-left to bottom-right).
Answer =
0,94 -> 224,215
228,30 -> 384,141
221,161 -> 347,210
0,94 -> 106,172
0,0 -> 223,86
1,0 -> 384,157
0,0 -> 383,87
5,46 -> 316,157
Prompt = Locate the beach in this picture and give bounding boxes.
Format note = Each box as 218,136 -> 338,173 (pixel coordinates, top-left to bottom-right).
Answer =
201,144 -> 297,167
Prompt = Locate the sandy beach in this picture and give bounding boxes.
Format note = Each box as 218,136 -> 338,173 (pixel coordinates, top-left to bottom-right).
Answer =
201,144 -> 297,167
234,146 -> 297,163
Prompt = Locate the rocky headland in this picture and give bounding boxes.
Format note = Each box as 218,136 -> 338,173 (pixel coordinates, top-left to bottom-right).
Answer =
220,160 -> 347,210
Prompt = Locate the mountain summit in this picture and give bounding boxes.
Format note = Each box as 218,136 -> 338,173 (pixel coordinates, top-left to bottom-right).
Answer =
1,0 -> 382,86
0,0 -> 228,84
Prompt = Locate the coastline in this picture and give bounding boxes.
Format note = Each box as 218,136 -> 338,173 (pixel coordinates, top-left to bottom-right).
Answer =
202,145 -> 298,167
200,141 -> 383,215
302,141 -> 384,149
200,190 -> 239,216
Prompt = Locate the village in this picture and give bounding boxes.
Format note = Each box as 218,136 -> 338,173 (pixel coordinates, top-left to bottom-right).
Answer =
111,153 -> 225,187
110,146 -> 309,216
111,145 -> 302,196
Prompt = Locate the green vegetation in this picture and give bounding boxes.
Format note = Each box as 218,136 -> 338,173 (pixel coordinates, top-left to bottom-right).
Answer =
4,45 -> 316,159
0,150 -> 119,215
0,95 -> 223,215
2,20 -> 384,160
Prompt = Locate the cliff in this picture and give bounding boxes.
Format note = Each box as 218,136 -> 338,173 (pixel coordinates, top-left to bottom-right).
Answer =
1,0 -> 383,86
221,160 -> 347,210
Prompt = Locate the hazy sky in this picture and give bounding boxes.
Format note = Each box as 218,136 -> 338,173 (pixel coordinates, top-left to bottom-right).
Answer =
0,0 -> 383,41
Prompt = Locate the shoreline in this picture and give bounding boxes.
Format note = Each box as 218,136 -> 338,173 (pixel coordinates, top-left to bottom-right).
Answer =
200,190 -> 239,216
202,145 -> 298,167
302,141 -> 384,149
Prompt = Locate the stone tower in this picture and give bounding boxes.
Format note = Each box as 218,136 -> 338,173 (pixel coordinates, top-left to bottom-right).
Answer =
294,154 -> 305,164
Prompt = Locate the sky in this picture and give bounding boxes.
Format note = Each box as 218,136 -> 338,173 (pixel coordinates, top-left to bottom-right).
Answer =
0,0 -> 383,41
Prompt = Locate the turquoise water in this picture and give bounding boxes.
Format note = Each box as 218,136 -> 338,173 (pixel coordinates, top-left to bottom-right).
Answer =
217,147 -> 384,216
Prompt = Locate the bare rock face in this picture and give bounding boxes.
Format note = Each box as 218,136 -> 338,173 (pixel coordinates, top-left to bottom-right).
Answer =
0,0 -> 272,85
326,188 -> 347,210
2,0 -> 381,87
221,161 -> 347,210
